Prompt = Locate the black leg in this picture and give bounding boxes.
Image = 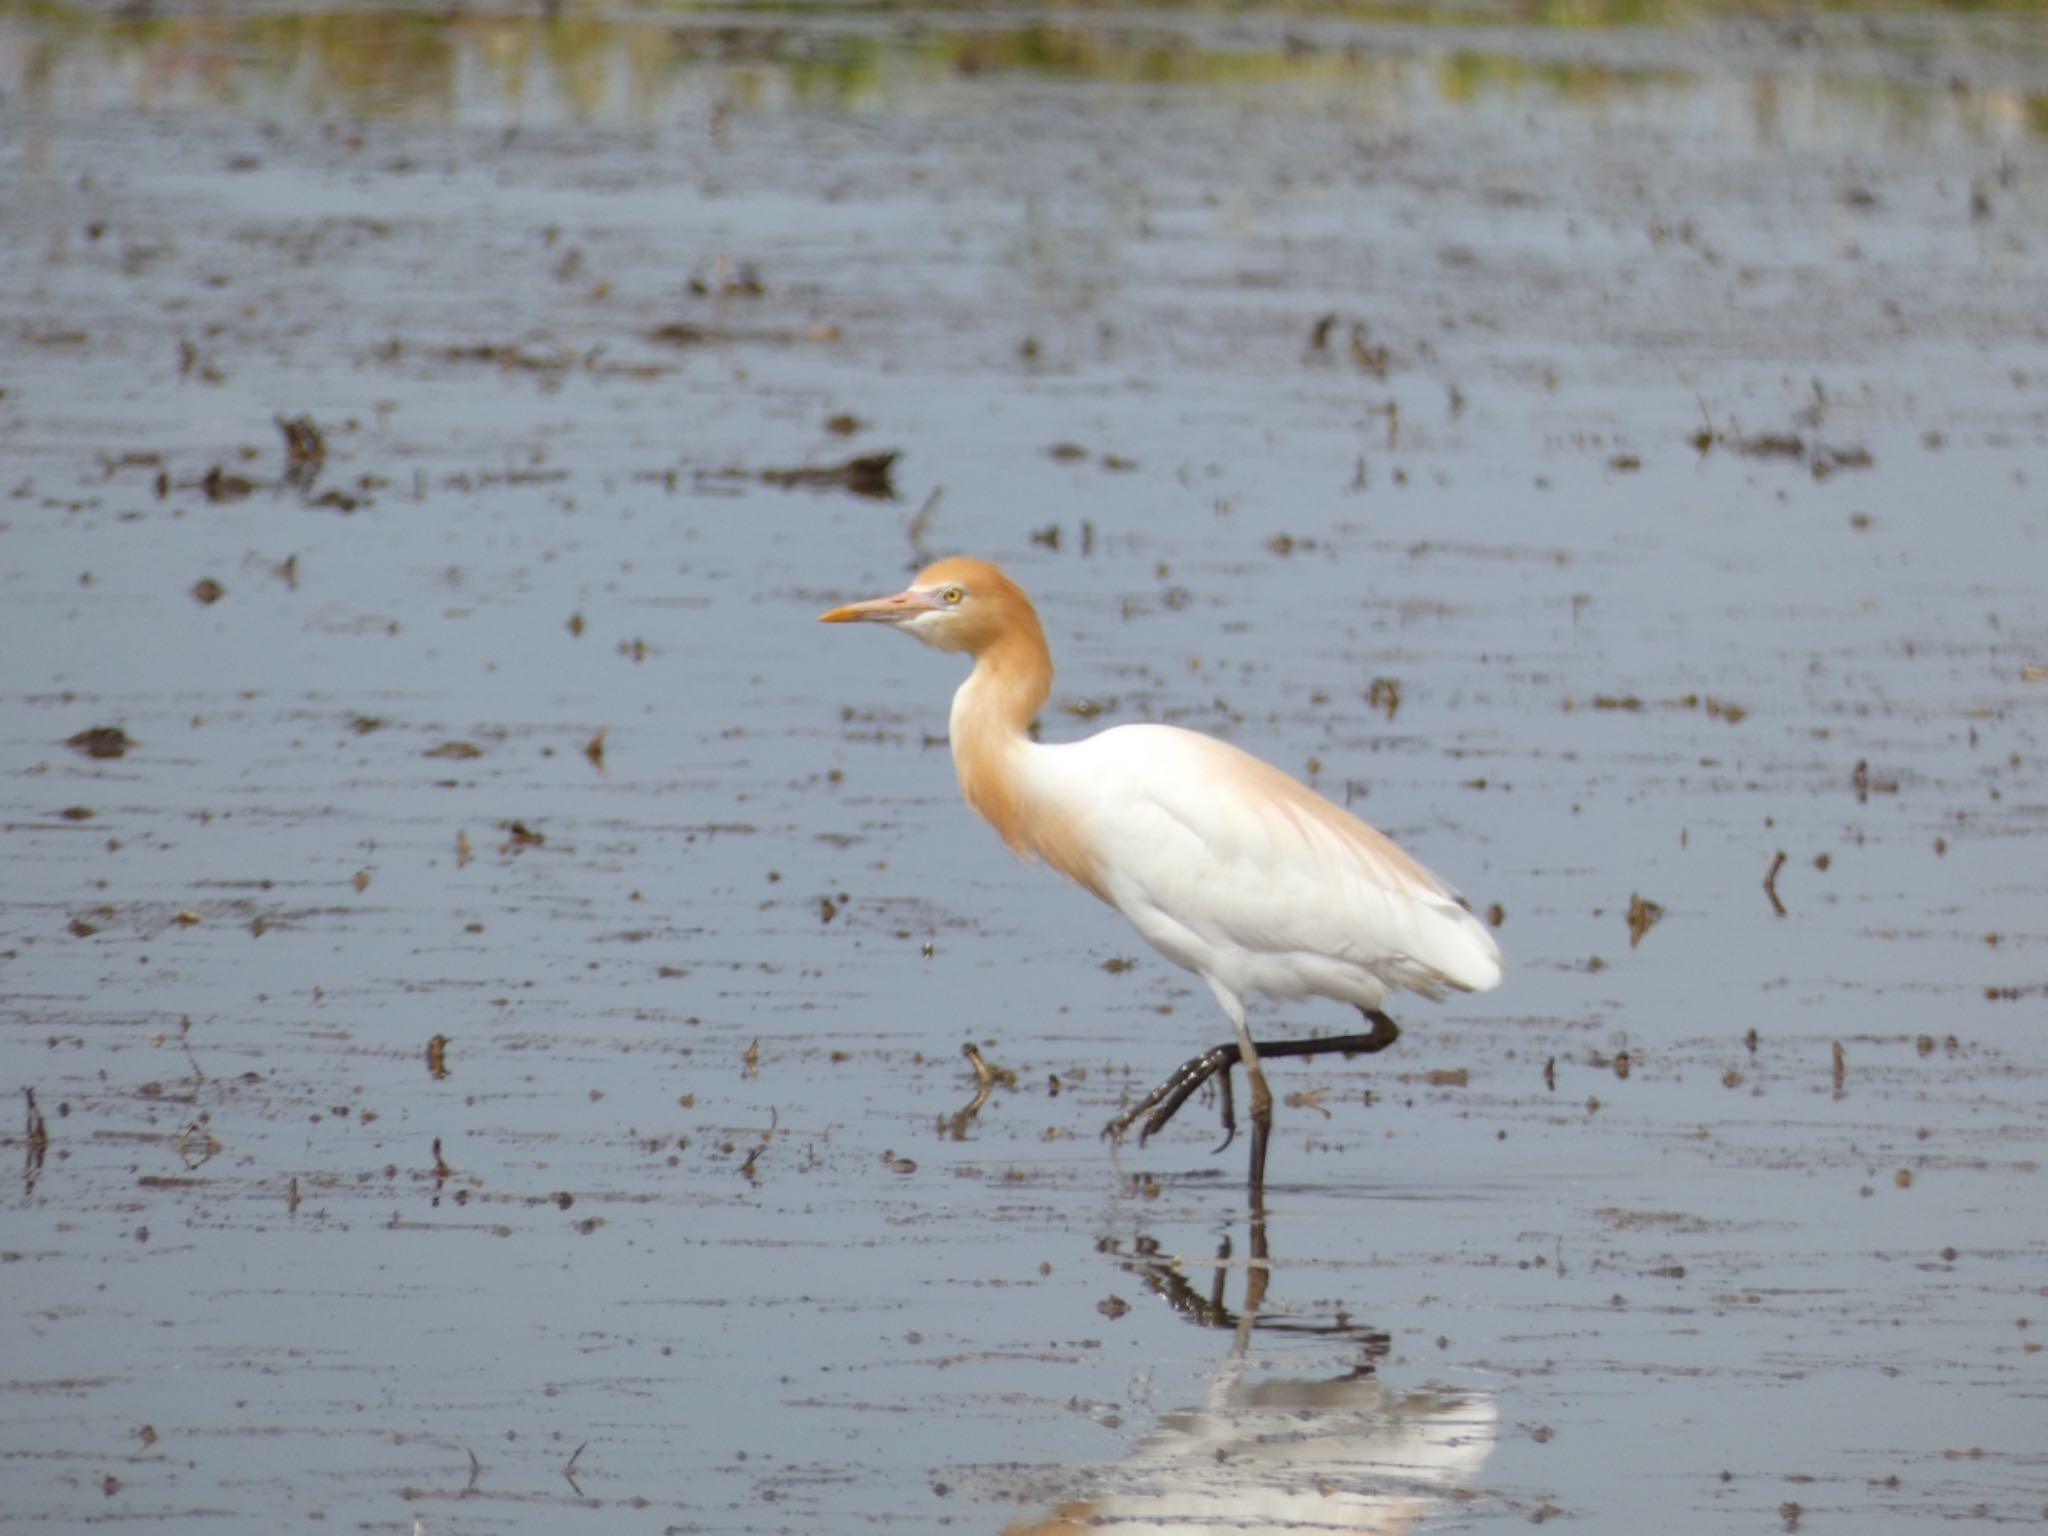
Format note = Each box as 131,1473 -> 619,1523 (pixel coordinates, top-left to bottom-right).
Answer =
1104,1008 -> 1402,1150
1103,1043 -> 1240,1147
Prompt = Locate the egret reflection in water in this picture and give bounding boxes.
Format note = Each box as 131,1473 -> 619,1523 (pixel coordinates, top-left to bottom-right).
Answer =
1003,1224 -> 1498,1535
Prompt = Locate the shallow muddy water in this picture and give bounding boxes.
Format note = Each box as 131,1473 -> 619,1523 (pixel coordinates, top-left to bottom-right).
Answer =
3,2 -> 2046,1532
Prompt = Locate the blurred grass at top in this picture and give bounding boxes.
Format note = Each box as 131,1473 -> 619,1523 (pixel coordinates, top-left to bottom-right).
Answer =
1,0 -> 2043,133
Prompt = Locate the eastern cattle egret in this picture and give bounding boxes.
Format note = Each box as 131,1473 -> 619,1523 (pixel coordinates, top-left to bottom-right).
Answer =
821,558 -> 1502,1192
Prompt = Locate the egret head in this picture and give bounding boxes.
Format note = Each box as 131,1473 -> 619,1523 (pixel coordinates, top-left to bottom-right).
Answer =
819,557 -> 1036,656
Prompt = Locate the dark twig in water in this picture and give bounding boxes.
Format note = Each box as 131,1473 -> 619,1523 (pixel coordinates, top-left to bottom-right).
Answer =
944,1042 -> 1016,1139
176,1117 -> 221,1171
24,1087 -> 48,1197
275,413 -> 326,489
1626,893 -> 1663,949
178,1014 -> 207,1084
905,486 -> 943,566
757,451 -> 899,500
962,1042 -> 1012,1114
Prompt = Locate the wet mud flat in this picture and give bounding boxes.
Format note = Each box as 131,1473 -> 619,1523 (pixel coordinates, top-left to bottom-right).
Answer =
3,2 -> 2047,1532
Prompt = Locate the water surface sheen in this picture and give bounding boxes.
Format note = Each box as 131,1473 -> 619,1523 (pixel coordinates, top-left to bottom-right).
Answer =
2,2 -> 2045,1532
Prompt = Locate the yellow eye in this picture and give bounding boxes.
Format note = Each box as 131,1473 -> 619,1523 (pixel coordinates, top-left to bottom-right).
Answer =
941,586 -> 965,605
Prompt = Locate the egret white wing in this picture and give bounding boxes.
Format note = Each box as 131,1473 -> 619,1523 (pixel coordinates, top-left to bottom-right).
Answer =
1026,724 -> 1502,1001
